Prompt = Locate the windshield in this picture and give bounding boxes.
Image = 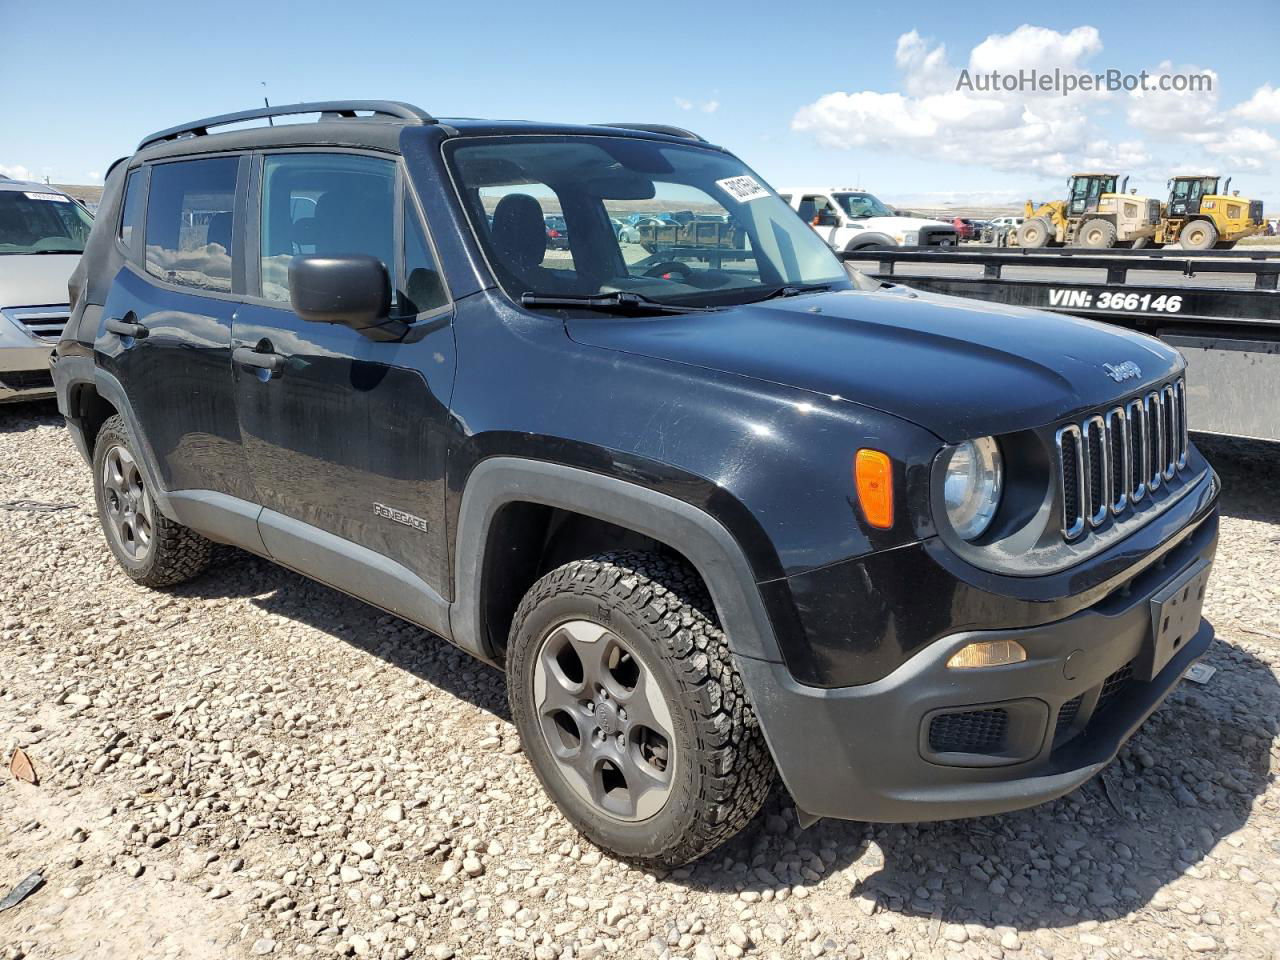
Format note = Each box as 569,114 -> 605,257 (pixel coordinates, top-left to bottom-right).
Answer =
446,136 -> 849,307
0,190 -> 93,255
832,192 -> 895,219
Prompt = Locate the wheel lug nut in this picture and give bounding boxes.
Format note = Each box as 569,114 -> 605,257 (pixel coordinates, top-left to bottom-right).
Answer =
615,733 -> 625,748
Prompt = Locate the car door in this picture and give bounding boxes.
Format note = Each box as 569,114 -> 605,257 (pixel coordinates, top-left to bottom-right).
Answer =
96,155 -> 258,504
231,150 -> 456,631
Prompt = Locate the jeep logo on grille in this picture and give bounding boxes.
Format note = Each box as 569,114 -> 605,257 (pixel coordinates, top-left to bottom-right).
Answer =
373,502 -> 428,532
1103,361 -> 1142,383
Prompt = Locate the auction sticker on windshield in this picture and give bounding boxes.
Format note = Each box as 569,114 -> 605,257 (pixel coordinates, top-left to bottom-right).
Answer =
716,175 -> 770,204
23,192 -> 70,202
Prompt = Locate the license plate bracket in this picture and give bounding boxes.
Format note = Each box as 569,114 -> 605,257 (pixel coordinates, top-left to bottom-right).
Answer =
1140,559 -> 1212,682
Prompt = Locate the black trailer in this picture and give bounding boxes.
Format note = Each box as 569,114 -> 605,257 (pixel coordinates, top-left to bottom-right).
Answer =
842,247 -> 1280,443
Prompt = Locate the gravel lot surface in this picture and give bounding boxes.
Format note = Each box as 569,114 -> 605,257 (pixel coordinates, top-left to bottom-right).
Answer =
1,403 -> 1277,960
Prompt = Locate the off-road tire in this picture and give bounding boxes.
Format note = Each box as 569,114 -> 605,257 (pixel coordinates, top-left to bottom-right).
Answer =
1016,217 -> 1052,248
1077,218 -> 1117,248
93,415 -> 213,588
1181,220 -> 1219,250
507,551 -> 775,867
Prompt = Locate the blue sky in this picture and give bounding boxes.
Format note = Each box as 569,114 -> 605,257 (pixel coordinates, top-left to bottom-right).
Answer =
3,0 -> 1278,206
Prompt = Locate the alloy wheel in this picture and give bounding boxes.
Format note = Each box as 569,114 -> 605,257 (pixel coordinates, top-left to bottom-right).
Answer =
532,619 -> 677,821
101,444 -> 154,562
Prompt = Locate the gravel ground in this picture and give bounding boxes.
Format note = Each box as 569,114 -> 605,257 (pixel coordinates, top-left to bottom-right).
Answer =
1,402 -> 1277,960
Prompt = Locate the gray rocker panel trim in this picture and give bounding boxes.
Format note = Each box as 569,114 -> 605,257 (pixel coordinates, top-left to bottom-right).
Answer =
257,508 -> 450,638
451,456 -> 784,665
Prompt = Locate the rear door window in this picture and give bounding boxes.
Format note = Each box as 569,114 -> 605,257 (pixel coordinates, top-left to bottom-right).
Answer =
119,169 -> 144,250
144,158 -> 238,291
259,152 -> 396,303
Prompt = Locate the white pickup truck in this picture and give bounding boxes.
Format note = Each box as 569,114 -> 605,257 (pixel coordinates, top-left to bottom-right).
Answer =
778,187 -> 959,251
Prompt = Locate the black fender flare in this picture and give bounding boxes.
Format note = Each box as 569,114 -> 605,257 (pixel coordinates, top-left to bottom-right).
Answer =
450,457 -> 785,667
53,357 -> 178,522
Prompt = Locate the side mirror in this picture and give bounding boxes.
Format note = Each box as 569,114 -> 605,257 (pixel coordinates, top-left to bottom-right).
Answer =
289,255 -> 401,340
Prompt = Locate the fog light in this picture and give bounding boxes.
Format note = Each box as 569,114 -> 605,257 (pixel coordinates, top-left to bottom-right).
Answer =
947,639 -> 1027,669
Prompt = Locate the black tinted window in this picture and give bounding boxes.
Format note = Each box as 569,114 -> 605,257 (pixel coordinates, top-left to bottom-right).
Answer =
401,194 -> 447,315
144,158 -> 237,292
260,153 -> 395,303
119,170 -> 144,248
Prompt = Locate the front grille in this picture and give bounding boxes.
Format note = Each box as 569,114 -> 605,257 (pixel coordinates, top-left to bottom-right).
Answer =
928,708 -> 1009,754
919,227 -> 959,247
1096,661 -> 1136,715
3,305 -> 70,343
0,369 -> 54,392
1055,378 -> 1189,540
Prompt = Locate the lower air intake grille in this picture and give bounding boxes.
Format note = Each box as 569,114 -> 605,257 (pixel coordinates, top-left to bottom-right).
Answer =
1055,695 -> 1083,737
928,708 -> 1009,754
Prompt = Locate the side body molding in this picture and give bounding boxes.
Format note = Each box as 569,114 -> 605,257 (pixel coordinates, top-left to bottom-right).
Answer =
451,457 -> 785,665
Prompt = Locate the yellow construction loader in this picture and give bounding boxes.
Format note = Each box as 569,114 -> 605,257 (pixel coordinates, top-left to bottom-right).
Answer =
1016,173 -> 1161,249
1153,175 -> 1265,249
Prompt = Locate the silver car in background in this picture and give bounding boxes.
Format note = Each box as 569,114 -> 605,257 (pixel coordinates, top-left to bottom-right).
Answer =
0,177 -> 93,402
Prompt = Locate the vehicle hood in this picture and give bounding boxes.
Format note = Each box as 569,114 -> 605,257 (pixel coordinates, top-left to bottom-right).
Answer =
565,287 -> 1183,442
0,254 -> 79,308
852,216 -> 953,234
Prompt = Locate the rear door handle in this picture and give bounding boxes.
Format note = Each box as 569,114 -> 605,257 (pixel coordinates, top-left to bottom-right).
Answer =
105,317 -> 148,339
233,345 -> 285,375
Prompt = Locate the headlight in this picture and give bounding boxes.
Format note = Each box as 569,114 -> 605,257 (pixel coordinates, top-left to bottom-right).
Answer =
942,437 -> 1003,540
902,231 -> 919,245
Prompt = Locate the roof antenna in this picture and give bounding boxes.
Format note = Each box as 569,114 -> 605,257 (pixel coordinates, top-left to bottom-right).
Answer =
262,82 -> 273,126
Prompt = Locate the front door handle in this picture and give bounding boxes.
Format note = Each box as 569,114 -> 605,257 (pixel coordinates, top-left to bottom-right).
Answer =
105,317 -> 148,339
233,345 -> 285,375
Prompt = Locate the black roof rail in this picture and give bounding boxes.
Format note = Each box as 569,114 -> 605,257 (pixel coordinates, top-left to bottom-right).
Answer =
138,100 -> 436,151
597,122 -> 707,142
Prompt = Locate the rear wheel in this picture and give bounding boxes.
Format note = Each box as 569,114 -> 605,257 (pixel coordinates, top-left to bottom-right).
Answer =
93,415 -> 213,587
507,551 -> 774,866
1181,220 -> 1219,250
1077,218 -> 1117,248
1016,218 -> 1053,248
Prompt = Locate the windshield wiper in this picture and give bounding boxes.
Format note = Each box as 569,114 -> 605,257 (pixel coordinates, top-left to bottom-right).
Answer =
748,283 -> 835,303
19,248 -> 84,255
520,291 -> 709,315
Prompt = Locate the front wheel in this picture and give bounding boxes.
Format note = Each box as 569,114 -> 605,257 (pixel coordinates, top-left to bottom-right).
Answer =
93,415 -> 213,587
507,552 -> 774,867
1076,218 -> 1117,248
1181,220 -> 1219,250
1016,217 -> 1053,248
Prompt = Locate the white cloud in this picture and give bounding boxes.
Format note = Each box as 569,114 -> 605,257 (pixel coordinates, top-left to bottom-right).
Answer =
87,171 -> 102,182
1202,126 -> 1279,169
1126,61 -> 1220,135
676,96 -> 719,114
969,25 -> 1102,74
0,163 -> 34,181
793,26 -> 1110,177
792,26 -> 1276,187
1232,84 -> 1280,125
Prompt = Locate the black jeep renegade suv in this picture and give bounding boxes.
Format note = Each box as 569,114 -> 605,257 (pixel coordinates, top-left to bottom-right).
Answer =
53,101 -> 1219,866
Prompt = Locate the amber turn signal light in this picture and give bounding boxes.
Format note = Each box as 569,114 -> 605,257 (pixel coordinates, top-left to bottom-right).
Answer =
946,639 -> 1027,669
854,449 -> 894,529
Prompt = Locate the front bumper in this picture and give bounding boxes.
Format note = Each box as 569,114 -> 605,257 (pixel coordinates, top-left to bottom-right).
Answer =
0,310 -> 57,402
0,345 -> 55,402
743,503 -> 1218,823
